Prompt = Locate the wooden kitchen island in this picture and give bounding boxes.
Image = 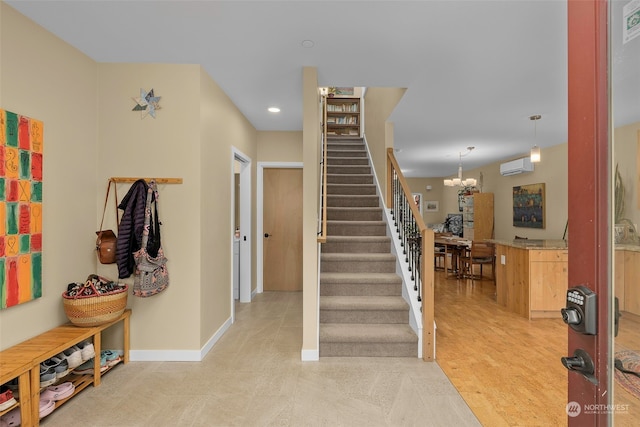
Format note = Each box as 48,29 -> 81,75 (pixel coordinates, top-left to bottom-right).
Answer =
491,239 -> 568,319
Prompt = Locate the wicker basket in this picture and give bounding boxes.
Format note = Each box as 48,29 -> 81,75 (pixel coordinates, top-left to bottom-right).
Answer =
62,283 -> 128,327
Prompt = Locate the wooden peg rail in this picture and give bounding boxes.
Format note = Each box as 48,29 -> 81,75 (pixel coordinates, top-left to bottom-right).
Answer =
110,177 -> 183,184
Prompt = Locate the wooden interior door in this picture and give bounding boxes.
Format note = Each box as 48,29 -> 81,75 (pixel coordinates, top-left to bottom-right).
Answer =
263,168 -> 303,291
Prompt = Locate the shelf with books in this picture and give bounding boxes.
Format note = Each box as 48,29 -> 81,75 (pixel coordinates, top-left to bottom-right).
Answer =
326,97 -> 360,137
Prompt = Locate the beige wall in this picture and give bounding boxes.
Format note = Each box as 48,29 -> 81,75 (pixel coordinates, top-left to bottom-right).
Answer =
363,88 -> 406,203
1,3 -> 259,355
614,122 -> 640,229
302,67 -> 320,357
407,143 -> 569,240
1,2 -> 99,348
257,131 -> 303,162
199,67 -> 258,347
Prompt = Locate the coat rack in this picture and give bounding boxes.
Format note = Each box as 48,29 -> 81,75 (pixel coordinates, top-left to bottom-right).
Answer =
109,177 -> 183,184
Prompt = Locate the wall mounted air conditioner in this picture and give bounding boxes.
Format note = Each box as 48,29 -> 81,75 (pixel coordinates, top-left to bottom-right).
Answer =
500,157 -> 534,176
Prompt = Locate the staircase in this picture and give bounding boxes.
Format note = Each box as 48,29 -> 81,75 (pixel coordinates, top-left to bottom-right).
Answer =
319,137 -> 418,357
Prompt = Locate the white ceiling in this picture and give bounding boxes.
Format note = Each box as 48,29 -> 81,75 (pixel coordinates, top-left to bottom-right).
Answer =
6,0 -> 639,178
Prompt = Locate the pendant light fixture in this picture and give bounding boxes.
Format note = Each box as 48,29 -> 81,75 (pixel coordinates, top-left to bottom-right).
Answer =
443,147 -> 477,187
530,114 -> 542,163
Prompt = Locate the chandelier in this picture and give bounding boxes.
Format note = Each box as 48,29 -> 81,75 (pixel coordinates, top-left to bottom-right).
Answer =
443,147 -> 477,187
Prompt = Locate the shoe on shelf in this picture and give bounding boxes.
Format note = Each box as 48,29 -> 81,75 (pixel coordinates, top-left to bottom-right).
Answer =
0,406 -> 20,426
59,346 -> 83,369
40,382 -> 74,401
76,340 -> 95,361
0,386 -> 17,411
44,356 -> 70,379
39,365 -> 57,388
72,358 -> 108,376
2,379 -> 18,394
39,397 -> 55,419
101,350 -> 121,367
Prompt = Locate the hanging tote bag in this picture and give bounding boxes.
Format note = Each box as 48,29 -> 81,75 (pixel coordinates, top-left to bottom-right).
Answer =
96,180 -> 119,264
133,181 -> 169,297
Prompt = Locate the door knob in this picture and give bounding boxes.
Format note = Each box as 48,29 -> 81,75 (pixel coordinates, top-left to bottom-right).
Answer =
264,233 -> 271,238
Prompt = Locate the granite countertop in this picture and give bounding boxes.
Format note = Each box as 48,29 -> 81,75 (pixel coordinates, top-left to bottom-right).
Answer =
615,243 -> 640,252
488,239 -> 568,250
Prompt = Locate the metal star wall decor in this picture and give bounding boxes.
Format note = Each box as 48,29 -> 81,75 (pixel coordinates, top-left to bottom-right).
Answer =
132,88 -> 162,119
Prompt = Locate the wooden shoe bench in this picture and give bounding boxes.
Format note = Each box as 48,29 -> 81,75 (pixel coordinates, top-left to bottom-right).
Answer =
0,309 -> 131,426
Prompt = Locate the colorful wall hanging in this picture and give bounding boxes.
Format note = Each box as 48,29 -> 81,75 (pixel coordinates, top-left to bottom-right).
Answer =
0,109 -> 43,308
513,183 -> 545,229
132,88 -> 162,119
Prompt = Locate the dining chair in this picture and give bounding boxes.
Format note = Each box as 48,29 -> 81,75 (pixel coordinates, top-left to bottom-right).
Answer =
434,232 -> 452,271
460,241 -> 495,282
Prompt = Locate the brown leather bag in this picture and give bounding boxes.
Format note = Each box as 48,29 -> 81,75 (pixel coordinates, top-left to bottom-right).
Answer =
96,180 -> 119,264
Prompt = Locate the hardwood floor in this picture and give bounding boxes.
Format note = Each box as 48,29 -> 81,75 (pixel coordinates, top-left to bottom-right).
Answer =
434,270 -> 640,426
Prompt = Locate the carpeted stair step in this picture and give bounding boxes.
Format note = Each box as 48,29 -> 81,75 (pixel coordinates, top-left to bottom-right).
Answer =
322,236 -> 390,253
320,296 -> 409,324
327,174 -> 373,185
319,323 -> 418,357
327,157 -> 370,166
320,272 -> 402,296
327,183 -> 377,195
327,195 -> 379,208
327,149 -> 367,158
326,220 -> 386,236
326,207 -> 382,221
321,253 -> 396,273
327,165 -> 371,175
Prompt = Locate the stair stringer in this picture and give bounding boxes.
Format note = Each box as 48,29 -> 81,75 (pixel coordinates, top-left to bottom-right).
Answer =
360,135 -> 423,359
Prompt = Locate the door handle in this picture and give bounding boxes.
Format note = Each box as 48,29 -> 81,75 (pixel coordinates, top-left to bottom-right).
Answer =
264,233 -> 271,238
561,348 -> 597,385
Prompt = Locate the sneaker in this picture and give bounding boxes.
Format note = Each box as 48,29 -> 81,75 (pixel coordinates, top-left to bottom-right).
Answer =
0,386 -> 17,411
39,365 -> 57,388
59,346 -> 83,369
72,358 -> 107,376
2,379 -> 18,394
40,382 -> 74,401
39,397 -> 55,419
76,340 -> 95,361
0,406 -> 20,426
101,350 -> 121,367
43,356 -> 69,379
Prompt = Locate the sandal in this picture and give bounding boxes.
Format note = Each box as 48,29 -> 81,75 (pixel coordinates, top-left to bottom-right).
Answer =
41,382 -> 74,401
39,398 -> 55,419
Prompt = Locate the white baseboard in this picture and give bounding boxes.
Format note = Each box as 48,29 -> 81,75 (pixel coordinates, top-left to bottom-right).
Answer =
301,348 -> 319,361
129,349 -> 202,362
129,316 -> 233,362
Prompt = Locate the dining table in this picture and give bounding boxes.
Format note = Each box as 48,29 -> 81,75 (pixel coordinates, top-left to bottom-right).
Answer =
434,235 -> 472,278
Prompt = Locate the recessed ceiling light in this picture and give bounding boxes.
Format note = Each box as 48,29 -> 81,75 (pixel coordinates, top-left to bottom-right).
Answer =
268,107 -> 280,113
301,40 -> 315,48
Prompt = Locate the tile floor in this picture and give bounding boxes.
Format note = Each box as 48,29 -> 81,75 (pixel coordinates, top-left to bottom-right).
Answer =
41,291 -> 479,426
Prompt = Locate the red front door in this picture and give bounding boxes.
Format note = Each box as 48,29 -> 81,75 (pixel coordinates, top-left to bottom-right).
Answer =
566,0 -> 610,424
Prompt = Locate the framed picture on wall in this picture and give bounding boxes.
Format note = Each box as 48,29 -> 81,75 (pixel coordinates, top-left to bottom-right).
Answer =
425,200 -> 439,212
412,193 -> 422,214
513,183 -> 545,228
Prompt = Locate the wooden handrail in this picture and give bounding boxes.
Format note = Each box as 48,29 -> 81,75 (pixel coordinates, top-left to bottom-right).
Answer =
317,96 -> 328,243
386,148 -> 434,362
386,148 -> 426,230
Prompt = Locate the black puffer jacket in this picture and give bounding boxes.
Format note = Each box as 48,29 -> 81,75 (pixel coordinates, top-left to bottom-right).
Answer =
116,179 -> 151,279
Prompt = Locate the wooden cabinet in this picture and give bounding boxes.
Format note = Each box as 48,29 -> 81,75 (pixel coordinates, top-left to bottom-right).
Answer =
325,97 -> 360,137
462,192 -> 494,241
615,248 -> 640,315
495,243 -> 567,319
